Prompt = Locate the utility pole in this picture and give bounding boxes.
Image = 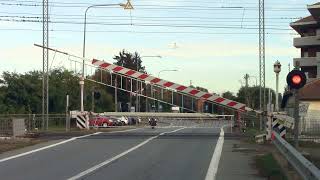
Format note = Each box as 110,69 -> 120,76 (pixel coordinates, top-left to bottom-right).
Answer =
42,0 -> 49,130
259,0 -> 266,131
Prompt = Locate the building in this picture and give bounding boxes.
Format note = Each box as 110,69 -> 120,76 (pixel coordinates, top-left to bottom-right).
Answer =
290,2 -> 320,79
288,3 -> 320,134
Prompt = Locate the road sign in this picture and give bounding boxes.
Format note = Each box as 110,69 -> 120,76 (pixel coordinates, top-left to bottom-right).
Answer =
299,102 -> 310,117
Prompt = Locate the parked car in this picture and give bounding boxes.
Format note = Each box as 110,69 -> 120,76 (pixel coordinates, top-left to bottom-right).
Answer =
119,116 -> 129,125
109,117 -> 123,126
89,116 -> 113,128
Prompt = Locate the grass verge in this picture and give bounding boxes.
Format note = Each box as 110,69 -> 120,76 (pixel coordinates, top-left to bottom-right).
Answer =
255,153 -> 288,180
0,139 -> 44,154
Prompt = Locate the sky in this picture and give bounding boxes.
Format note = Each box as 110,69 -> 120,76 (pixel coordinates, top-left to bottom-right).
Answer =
0,0 -> 318,95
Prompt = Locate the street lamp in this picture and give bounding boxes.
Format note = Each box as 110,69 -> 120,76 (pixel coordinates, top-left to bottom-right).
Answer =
274,60 -> 281,112
80,0 -> 133,112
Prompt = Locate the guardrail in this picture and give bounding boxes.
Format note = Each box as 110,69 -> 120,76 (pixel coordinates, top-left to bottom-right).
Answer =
272,132 -> 320,180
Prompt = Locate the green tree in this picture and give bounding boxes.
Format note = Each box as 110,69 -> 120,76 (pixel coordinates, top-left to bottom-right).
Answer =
236,86 -> 281,110
0,68 -> 115,114
222,91 -> 237,100
112,50 -> 146,111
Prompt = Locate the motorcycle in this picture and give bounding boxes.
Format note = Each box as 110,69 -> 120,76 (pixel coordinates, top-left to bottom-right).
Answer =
149,118 -> 157,129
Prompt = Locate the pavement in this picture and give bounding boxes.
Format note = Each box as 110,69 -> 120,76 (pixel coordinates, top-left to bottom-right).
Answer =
0,121 -> 263,180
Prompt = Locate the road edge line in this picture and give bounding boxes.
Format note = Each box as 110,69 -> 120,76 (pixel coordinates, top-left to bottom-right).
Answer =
204,125 -> 226,180
0,127 -> 145,163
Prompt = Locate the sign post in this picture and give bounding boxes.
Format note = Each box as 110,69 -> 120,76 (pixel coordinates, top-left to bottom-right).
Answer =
286,68 -> 307,148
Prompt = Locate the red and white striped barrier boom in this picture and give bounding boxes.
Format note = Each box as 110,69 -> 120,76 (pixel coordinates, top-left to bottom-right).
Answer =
92,59 -> 246,112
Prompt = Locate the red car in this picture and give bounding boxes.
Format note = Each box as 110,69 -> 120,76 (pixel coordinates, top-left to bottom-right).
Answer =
89,116 -> 114,127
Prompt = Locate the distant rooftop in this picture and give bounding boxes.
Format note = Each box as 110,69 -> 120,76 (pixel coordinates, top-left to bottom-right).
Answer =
299,79 -> 320,100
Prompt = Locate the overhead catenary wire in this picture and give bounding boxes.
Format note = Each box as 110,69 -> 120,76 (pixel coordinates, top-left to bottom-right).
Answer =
0,18 -> 292,30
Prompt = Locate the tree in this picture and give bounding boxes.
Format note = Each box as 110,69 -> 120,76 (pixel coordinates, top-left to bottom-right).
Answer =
113,49 -> 145,72
112,50 -> 146,111
222,91 -> 237,100
236,86 -> 281,110
0,68 -> 114,114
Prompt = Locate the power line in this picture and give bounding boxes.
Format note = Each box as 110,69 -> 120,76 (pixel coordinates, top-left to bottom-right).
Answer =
0,18 -> 292,30
0,11 -> 302,20
0,2 -> 308,11
0,28 -> 298,35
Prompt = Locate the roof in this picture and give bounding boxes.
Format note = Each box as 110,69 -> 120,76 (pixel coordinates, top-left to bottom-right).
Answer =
292,16 -> 315,24
309,2 -> 320,7
299,78 -> 320,100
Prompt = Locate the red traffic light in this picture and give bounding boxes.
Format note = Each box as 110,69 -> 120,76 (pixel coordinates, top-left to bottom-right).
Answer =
286,70 -> 306,90
292,75 -> 302,84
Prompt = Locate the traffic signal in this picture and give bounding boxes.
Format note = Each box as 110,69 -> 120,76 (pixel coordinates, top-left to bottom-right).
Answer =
286,70 -> 306,90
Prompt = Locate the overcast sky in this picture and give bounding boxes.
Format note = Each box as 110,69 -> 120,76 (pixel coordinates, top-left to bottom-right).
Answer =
0,0 -> 318,94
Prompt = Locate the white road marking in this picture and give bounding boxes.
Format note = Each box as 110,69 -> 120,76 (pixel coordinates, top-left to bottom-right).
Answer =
67,127 -> 186,180
0,128 -> 142,163
205,125 -> 227,180
0,132 -> 101,163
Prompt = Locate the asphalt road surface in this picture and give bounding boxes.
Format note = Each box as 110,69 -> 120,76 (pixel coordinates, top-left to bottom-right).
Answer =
0,122 -> 239,180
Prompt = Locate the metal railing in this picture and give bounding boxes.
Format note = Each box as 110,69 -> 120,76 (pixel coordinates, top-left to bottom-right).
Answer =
273,132 -> 320,180
0,114 -> 68,136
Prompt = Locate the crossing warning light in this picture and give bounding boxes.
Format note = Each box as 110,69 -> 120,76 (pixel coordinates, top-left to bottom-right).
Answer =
286,70 -> 306,90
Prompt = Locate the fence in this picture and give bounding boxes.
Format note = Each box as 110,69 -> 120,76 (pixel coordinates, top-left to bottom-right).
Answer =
0,114 -> 68,136
0,113 -> 235,137
89,112 -> 234,128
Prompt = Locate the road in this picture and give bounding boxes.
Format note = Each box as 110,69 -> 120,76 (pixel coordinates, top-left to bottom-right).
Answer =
0,122 -> 262,180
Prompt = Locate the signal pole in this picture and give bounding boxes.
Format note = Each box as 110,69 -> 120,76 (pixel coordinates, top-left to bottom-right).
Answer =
293,88 -> 300,148
287,63 -> 306,148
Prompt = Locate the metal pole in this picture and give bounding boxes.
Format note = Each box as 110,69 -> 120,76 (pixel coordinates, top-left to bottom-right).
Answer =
181,95 -> 184,113
145,84 -> 148,112
259,0 -> 266,131
42,0 -> 49,130
66,94 -> 69,131
130,78 -> 132,111
115,76 -> 118,112
171,91 -> 174,105
294,89 -> 300,148
80,77 -> 84,112
82,3 -> 122,114
191,98 -> 194,111
275,73 -> 279,112
136,62 -> 139,112
91,90 -> 94,112
136,79 -> 138,112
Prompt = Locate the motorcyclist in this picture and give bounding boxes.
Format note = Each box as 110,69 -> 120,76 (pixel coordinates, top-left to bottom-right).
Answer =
148,117 -> 157,128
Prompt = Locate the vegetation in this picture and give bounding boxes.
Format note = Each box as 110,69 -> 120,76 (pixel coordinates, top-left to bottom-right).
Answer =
255,153 -> 287,180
